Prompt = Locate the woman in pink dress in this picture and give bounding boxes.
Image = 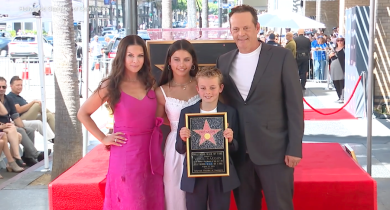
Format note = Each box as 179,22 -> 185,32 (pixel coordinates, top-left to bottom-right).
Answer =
78,35 -> 164,210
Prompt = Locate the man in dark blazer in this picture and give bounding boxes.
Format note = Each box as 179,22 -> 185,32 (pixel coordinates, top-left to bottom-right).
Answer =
294,29 -> 312,90
176,100 -> 240,210
216,5 -> 304,210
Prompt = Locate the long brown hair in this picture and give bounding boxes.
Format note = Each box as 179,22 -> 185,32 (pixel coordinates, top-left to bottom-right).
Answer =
159,39 -> 199,86
96,35 -> 155,113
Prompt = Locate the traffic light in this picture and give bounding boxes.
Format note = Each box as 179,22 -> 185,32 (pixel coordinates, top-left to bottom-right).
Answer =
213,0 -> 217,4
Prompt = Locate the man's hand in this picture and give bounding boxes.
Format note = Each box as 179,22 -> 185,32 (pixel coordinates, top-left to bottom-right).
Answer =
285,155 -> 301,168
34,100 -> 41,106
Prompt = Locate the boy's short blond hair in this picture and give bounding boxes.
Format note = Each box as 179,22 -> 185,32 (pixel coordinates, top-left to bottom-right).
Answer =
195,66 -> 223,84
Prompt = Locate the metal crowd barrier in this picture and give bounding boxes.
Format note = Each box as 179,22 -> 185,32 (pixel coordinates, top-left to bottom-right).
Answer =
307,49 -> 334,90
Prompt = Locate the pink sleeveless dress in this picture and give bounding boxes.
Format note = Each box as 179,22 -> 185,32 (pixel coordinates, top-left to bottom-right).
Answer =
103,90 -> 164,210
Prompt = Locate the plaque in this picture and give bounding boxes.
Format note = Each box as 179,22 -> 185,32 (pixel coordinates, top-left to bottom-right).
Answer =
185,112 -> 229,177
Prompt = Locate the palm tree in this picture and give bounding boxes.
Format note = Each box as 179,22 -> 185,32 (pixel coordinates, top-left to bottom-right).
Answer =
187,0 -> 197,28
202,0 -> 208,28
161,0 -> 172,39
51,0 -> 83,180
162,0 -> 172,28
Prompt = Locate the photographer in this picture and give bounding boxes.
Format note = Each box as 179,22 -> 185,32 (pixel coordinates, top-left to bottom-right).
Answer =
329,35 -> 345,103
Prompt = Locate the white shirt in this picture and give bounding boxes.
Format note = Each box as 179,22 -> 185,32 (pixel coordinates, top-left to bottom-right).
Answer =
200,107 -> 217,113
230,44 -> 262,101
90,41 -> 102,57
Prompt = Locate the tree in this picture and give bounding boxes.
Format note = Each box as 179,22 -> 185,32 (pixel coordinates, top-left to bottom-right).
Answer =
51,0 -> 83,180
187,0 -> 197,28
201,0 -> 208,28
162,0 -> 172,28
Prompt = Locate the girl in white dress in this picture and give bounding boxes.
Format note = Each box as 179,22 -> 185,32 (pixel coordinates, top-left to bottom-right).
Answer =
156,40 -> 200,210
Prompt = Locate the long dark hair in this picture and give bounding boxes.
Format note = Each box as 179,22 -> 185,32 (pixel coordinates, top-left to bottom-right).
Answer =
96,35 -> 155,113
159,39 -> 199,86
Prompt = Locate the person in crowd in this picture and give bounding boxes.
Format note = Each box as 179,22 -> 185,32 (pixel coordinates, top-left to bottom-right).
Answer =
295,29 -> 312,90
329,35 -> 346,103
285,32 -> 296,59
311,35 -> 328,80
217,5 -> 304,210
0,77 -> 45,167
7,76 -> 55,142
78,35 -> 164,210
0,102 -> 24,176
266,33 -> 281,47
90,35 -> 103,71
176,66 -> 240,210
155,39 -> 200,210
259,35 -> 266,42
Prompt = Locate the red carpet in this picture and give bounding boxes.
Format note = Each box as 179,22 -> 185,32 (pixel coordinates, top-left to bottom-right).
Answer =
49,143 -> 376,210
304,108 -> 357,120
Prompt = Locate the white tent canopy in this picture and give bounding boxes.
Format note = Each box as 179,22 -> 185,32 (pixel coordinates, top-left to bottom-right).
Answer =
258,10 -> 326,29
0,0 -> 83,22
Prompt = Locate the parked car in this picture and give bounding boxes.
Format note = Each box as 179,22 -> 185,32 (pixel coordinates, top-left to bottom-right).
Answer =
8,36 -> 53,60
101,27 -> 118,36
45,36 -> 53,45
0,37 -> 11,57
137,30 -> 150,41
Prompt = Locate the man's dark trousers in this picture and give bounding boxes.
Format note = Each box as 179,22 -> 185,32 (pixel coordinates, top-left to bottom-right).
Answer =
233,155 -> 294,210
297,58 -> 309,89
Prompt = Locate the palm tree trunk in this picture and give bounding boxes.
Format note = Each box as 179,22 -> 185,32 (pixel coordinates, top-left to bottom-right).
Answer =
51,0 -> 83,180
162,0 -> 172,39
202,0 -> 209,39
187,0 -> 197,28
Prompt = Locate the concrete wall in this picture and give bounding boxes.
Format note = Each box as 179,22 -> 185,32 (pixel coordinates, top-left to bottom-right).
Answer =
305,1 -> 339,34
373,0 -> 390,108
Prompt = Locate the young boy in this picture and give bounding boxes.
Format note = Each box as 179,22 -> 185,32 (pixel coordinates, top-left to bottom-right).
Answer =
175,66 -> 240,210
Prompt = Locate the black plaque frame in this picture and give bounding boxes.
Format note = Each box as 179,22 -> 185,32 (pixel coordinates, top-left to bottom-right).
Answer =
185,112 -> 229,177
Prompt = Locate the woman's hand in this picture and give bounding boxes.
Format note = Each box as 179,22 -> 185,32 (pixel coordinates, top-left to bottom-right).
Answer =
101,132 -> 127,147
329,52 -> 335,58
180,127 -> 191,142
223,128 -> 234,143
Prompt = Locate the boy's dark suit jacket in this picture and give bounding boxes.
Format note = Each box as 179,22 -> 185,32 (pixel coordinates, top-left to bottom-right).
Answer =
175,100 -> 240,193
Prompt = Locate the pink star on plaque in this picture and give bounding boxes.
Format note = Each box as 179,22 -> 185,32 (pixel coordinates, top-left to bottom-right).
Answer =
193,120 -> 221,146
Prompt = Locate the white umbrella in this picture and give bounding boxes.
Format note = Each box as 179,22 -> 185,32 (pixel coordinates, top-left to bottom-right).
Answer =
258,10 -> 326,29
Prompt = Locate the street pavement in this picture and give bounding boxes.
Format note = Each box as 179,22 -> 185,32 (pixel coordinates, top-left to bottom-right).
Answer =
0,61 -> 389,209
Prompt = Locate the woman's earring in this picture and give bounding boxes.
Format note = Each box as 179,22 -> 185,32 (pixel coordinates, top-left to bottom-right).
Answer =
167,65 -> 171,71
191,65 -> 196,71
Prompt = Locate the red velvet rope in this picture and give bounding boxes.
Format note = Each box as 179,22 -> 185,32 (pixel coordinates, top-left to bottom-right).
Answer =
303,76 -> 362,115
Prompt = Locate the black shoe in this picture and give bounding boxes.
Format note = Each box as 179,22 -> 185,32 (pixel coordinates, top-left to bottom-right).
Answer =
37,149 -> 52,162
21,156 -> 38,167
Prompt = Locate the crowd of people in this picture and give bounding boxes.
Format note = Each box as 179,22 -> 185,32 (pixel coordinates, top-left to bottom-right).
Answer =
260,26 -> 345,103
0,76 -> 55,179
78,4 -> 304,210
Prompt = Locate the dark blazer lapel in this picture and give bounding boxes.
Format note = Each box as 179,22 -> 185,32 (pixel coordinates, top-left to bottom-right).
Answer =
225,50 -> 244,102
247,43 -> 273,101
216,101 -> 227,113
191,101 -> 201,113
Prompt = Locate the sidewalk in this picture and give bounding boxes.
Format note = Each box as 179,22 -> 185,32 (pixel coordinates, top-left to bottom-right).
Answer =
0,81 -> 389,210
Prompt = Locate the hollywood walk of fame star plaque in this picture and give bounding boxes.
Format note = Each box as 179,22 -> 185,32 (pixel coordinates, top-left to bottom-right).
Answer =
185,112 -> 229,177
